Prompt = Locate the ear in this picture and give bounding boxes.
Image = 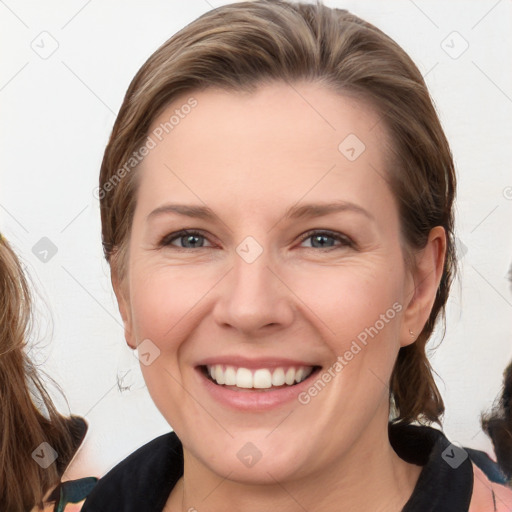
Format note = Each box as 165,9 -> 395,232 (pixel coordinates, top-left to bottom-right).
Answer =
400,226 -> 446,347
111,265 -> 136,350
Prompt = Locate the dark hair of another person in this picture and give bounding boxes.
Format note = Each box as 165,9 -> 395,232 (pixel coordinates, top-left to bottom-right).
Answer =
482,361 -> 512,481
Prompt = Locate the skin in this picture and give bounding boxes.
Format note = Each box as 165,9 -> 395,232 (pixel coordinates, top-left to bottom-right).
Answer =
113,81 -> 446,511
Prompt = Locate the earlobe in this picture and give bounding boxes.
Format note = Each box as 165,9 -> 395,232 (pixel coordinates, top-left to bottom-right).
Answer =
111,269 -> 136,350
400,226 -> 446,347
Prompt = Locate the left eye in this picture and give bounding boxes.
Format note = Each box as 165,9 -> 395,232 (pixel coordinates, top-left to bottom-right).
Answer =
299,230 -> 353,250
160,229 -> 353,250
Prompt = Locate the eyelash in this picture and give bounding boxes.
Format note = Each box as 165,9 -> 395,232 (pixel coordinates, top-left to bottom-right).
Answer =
159,229 -> 354,251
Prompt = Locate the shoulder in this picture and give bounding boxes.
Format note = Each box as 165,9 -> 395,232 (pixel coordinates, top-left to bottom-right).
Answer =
470,463 -> 512,512
81,431 -> 183,512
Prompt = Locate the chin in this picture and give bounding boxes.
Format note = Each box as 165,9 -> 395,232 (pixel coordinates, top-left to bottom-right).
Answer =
191,433 -> 316,483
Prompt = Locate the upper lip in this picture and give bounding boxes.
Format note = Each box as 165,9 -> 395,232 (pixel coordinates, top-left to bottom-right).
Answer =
196,356 -> 320,369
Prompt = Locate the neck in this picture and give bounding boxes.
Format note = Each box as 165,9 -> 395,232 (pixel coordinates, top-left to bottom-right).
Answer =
165,411 -> 422,512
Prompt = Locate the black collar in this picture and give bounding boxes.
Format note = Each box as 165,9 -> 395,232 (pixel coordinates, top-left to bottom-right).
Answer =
389,422 -> 473,511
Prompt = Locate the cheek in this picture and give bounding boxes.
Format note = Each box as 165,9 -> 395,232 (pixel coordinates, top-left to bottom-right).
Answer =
288,257 -> 405,354
128,262 -> 213,344
128,266 -> 204,425
290,263 -> 405,422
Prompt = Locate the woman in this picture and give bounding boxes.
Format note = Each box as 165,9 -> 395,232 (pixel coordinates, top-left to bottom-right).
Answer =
82,1 -> 512,510
0,234 -> 97,511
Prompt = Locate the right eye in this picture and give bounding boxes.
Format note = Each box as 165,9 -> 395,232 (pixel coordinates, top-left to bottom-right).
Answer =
159,229 -> 214,250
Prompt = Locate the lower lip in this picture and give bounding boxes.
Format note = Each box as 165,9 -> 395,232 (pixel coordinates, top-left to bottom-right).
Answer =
196,366 -> 321,411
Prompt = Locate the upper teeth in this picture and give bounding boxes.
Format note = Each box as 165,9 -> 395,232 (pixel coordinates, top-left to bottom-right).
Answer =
206,365 -> 313,389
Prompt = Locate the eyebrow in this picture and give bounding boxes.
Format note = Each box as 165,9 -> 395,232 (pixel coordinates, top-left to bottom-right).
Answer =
147,200 -> 374,222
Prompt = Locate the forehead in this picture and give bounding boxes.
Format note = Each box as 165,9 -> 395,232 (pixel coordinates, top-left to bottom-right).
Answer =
137,81 -> 394,216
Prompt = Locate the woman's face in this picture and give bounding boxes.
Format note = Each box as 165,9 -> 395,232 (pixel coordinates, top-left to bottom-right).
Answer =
115,81 -> 439,483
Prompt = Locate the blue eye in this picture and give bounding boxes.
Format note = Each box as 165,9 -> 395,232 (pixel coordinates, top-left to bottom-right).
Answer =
299,230 -> 353,250
161,230 -> 211,249
159,229 -> 353,251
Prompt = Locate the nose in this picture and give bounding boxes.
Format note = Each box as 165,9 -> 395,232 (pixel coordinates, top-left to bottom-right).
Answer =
212,240 -> 294,336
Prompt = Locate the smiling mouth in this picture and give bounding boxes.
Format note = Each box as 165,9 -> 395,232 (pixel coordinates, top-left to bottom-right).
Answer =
200,364 -> 322,391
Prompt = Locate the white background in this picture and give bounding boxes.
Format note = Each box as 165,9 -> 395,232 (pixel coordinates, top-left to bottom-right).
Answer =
1,0 -> 511,479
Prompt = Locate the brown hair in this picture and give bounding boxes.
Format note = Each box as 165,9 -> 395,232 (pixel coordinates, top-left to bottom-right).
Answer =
0,235 -> 79,511
98,0 -> 456,425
